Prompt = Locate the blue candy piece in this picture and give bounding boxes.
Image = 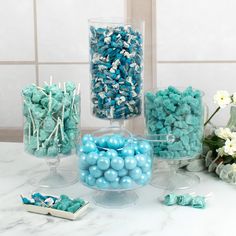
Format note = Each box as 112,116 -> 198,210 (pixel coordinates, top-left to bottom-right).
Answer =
86,174 -> 96,186
86,152 -> 99,165
106,149 -> 118,159
82,134 -> 95,144
118,168 -> 128,177
138,141 -> 152,154
120,176 -> 133,189
141,162 -> 151,173
97,156 -> 110,170
96,177 -> 110,189
111,156 -> 124,170
79,153 -> 89,170
135,173 -> 148,185
107,135 -> 124,149
110,177 -> 120,188
135,154 -> 147,167
121,145 -> 135,157
89,165 -> 102,178
129,167 -> 142,180
81,141 -> 97,153
104,169 -> 118,182
124,156 -> 137,170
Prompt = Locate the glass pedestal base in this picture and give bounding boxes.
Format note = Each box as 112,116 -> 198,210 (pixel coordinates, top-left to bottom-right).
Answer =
28,169 -> 78,188
151,169 -> 200,190
92,190 -> 138,208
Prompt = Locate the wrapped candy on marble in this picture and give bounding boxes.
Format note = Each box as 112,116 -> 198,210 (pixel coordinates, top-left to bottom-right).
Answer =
22,81 -> 80,158
144,86 -> 204,160
89,21 -> 144,120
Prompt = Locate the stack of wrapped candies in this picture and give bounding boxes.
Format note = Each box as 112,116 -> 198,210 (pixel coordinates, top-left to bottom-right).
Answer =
21,192 -> 86,213
78,134 -> 152,190
22,81 -> 80,157
145,86 -> 204,159
89,23 -> 143,120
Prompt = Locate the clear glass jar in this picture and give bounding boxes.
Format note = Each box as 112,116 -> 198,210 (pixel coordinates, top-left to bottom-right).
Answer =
78,127 -> 173,207
144,86 -> 204,160
89,18 -> 144,120
22,81 -> 80,188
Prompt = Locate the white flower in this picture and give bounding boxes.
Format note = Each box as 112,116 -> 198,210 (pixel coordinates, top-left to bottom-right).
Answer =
215,127 -> 232,140
216,147 -> 225,157
213,90 -> 232,108
232,163 -> 236,172
224,138 -> 236,156
232,93 -> 236,105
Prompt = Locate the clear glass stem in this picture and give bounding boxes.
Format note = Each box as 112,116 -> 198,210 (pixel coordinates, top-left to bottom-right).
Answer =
46,158 -> 60,176
109,120 -> 125,128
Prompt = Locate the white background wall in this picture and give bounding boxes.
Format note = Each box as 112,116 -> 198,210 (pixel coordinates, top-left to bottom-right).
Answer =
156,0 -> 236,126
1,0 -> 236,134
0,0 -> 125,131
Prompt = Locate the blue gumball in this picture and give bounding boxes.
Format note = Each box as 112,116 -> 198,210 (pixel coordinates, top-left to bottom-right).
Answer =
124,156 -> 137,170
89,165 -> 102,178
118,168 -> 128,177
80,170 -> 89,182
141,162 -> 151,172
99,151 -> 106,157
135,173 -> 148,185
97,136 -> 108,148
97,156 -> 110,170
79,153 -> 89,170
138,141 -> 152,154
86,152 -> 99,165
106,149 -> 118,159
135,154 -> 147,167
104,169 -> 118,182
82,134 -> 94,144
82,141 -> 97,153
110,177 -> 120,188
111,156 -> 124,170
107,135 -> 124,149
129,167 -> 142,180
120,176 -> 133,189
86,174 -> 96,186
96,177 -> 110,189
121,145 -> 135,157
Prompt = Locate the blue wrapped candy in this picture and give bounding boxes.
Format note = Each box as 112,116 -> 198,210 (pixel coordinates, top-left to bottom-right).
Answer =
144,86 -> 204,159
89,21 -> 143,120
78,133 -> 152,190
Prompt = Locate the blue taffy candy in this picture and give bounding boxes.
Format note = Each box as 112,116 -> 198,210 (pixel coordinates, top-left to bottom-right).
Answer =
164,193 -> 178,206
177,194 -> 193,206
191,196 -> 206,209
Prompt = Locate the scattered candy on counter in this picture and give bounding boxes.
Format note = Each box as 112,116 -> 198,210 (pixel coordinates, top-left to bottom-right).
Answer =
78,134 -> 152,189
163,193 -> 206,209
145,86 -> 204,159
22,80 -> 80,157
89,24 -> 143,120
21,193 -> 86,213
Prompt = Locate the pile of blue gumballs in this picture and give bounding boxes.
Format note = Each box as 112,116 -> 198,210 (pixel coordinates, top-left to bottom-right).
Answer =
78,134 -> 152,190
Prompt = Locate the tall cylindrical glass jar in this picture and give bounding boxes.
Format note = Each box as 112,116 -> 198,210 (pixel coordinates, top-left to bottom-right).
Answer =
89,18 -> 144,121
144,86 -> 205,190
22,81 -> 80,188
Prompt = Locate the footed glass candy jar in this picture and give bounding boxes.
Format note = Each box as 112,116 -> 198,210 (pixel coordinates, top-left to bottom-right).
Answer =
78,127 -> 152,208
144,86 -> 205,190
89,18 -> 144,120
22,80 -> 80,188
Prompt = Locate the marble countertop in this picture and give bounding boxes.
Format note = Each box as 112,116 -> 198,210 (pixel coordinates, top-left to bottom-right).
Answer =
0,142 -> 235,236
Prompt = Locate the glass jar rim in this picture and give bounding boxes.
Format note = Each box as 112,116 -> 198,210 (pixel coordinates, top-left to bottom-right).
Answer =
88,17 -> 144,25
144,86 -> 205,96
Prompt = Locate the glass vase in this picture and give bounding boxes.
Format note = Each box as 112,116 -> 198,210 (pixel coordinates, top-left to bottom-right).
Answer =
22,81 -> 80,188
144,86 -> 205,190
89,18 -> 144,125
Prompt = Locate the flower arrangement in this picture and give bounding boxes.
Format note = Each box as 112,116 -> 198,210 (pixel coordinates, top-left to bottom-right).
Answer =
204,90 -> 236,184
